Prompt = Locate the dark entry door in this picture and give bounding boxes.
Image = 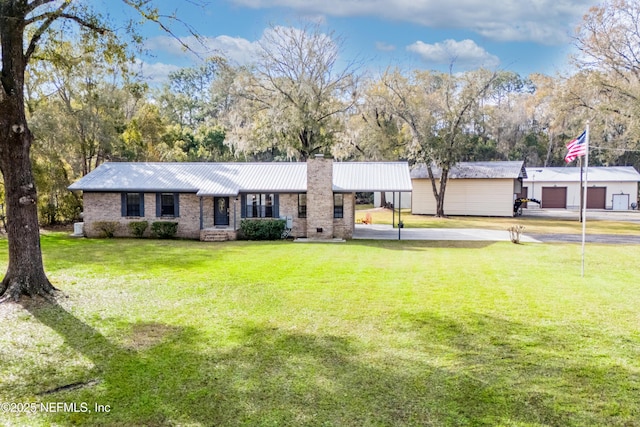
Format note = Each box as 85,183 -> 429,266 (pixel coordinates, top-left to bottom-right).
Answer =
214,197 -> 229,226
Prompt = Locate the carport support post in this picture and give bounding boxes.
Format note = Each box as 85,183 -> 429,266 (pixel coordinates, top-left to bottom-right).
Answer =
392,192 -> 395,228
398,192 -> 402,240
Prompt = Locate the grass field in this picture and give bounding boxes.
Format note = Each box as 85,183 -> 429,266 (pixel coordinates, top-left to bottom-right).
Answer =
1,231 -> 640,426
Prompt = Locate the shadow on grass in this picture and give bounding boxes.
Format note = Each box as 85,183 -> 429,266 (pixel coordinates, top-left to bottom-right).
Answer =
21,300 -> 439,425
403,311 -> 640,426
20,299 -> 640,426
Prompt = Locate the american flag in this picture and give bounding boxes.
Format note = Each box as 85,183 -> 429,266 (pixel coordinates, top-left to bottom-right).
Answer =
564,131 -> 587,163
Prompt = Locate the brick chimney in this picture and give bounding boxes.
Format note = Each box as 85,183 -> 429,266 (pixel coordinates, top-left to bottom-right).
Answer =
306,154 -> 334,239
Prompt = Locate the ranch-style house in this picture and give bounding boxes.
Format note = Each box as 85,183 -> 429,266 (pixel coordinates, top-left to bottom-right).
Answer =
68,155 -> 412,241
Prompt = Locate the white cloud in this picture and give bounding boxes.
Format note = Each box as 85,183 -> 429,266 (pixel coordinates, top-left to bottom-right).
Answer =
144,35 -> 260,66
407,39 -> 500,69
134,61 -> 182,85
138,35 -> 260,84
229,0 -> 592,45
375,42 -> 396,52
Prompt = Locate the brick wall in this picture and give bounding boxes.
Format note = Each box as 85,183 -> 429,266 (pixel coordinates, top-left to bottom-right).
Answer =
333,192 -> 355,239
83,192 -> 201,239
278,193 -> 306,237
306,155 -> 334,239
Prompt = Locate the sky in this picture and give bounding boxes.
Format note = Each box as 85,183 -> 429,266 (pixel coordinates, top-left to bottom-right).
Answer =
96,0 -> 596,85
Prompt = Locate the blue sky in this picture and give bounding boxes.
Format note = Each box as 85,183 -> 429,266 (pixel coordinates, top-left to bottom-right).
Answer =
98,0 -> 595,84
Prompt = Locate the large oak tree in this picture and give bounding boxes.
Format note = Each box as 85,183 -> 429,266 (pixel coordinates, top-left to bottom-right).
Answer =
0,0 -> 193,301
224,23 -> 359,161
373,68 -> 498,217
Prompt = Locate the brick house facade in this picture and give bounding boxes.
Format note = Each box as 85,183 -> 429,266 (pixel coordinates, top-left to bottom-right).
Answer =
69,157 -> 411,241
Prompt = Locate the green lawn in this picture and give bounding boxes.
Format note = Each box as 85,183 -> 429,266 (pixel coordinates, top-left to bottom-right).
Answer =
1,233 -> 640,426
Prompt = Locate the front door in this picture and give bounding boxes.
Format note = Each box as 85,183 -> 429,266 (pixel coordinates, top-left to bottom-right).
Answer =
214,197 -> 229,226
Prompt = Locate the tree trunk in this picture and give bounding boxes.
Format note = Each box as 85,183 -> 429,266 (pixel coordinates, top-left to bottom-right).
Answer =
436,167 -> 449,217
426,163 -> 447,218
379,191 -> 387,208
0,3 -> 55,301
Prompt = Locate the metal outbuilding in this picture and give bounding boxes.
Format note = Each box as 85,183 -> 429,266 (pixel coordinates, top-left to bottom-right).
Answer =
411,161 -> 526,217
523,166 -> 640,210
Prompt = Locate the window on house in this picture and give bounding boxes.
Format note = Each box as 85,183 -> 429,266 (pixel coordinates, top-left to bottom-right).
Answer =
155,193 -> 179,217
161,193 -> 175,216
265,194 -> 273,218
123,192 -> 144,217
334,193 -> 344,218
244,193 -> 277,218
298,193 -> 307,218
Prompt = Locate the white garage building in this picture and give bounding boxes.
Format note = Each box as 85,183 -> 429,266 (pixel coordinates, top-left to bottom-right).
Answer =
411,161 -> 526,217
522,166 -> 640,210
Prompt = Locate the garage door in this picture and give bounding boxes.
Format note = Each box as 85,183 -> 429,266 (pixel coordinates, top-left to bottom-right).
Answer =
586,187 -> 606,209
542,187 -> 567,208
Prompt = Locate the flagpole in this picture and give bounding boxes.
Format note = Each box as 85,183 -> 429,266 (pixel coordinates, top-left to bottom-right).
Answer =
579,156 -> 583,222
581,122 -> 590,277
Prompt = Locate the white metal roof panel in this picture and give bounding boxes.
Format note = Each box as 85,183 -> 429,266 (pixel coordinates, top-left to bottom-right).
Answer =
333,162 -> 413,191
411,161 -> 526,179
69,161 -> 411,194
235,163 -> 307,193
67,163 -> 205,192
68,162 -> 307,195
524,166 -> 640,182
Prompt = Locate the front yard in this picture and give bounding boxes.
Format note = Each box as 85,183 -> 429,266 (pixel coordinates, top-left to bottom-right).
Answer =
1,233 -> 639,426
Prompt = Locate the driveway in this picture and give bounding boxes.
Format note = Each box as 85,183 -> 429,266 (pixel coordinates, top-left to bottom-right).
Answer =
353,208 -> 640,243
353,224 -> 541,243
523,208 -> 640,223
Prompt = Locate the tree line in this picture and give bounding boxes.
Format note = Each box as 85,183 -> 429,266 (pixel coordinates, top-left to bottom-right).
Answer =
1,0 -> 638,300
20,3 -> 640,224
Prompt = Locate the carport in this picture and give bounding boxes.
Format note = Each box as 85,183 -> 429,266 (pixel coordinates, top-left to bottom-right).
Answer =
333,162 -> 413,239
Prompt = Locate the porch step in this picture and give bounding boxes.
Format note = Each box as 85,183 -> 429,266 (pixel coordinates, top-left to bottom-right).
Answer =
200,229 -> 237,242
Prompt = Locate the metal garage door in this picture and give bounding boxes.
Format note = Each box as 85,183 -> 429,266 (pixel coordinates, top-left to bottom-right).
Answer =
542,187 -> 567,208
586,187 -> 606,209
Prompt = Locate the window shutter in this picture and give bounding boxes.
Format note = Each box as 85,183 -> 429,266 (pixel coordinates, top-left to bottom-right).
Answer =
156,193 -> 161,217
241,194 -> 246,218
273,194 -> 279,218
174,193 -> 180,217
139,193 -> 145,217
121,193 -> 126,217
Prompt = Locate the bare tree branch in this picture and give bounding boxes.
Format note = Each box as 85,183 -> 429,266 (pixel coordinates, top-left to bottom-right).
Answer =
25,3 -> 111,62
26,0 -> 57,14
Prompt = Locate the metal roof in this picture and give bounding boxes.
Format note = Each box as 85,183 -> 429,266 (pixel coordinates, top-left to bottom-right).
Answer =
411,161 -> 526,180
333,162 -> 413,191
524,166 -> 640,182
68,161 -> 412,195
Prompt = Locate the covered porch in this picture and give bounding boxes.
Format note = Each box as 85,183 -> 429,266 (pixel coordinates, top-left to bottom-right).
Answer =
199,195 -> 240,241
